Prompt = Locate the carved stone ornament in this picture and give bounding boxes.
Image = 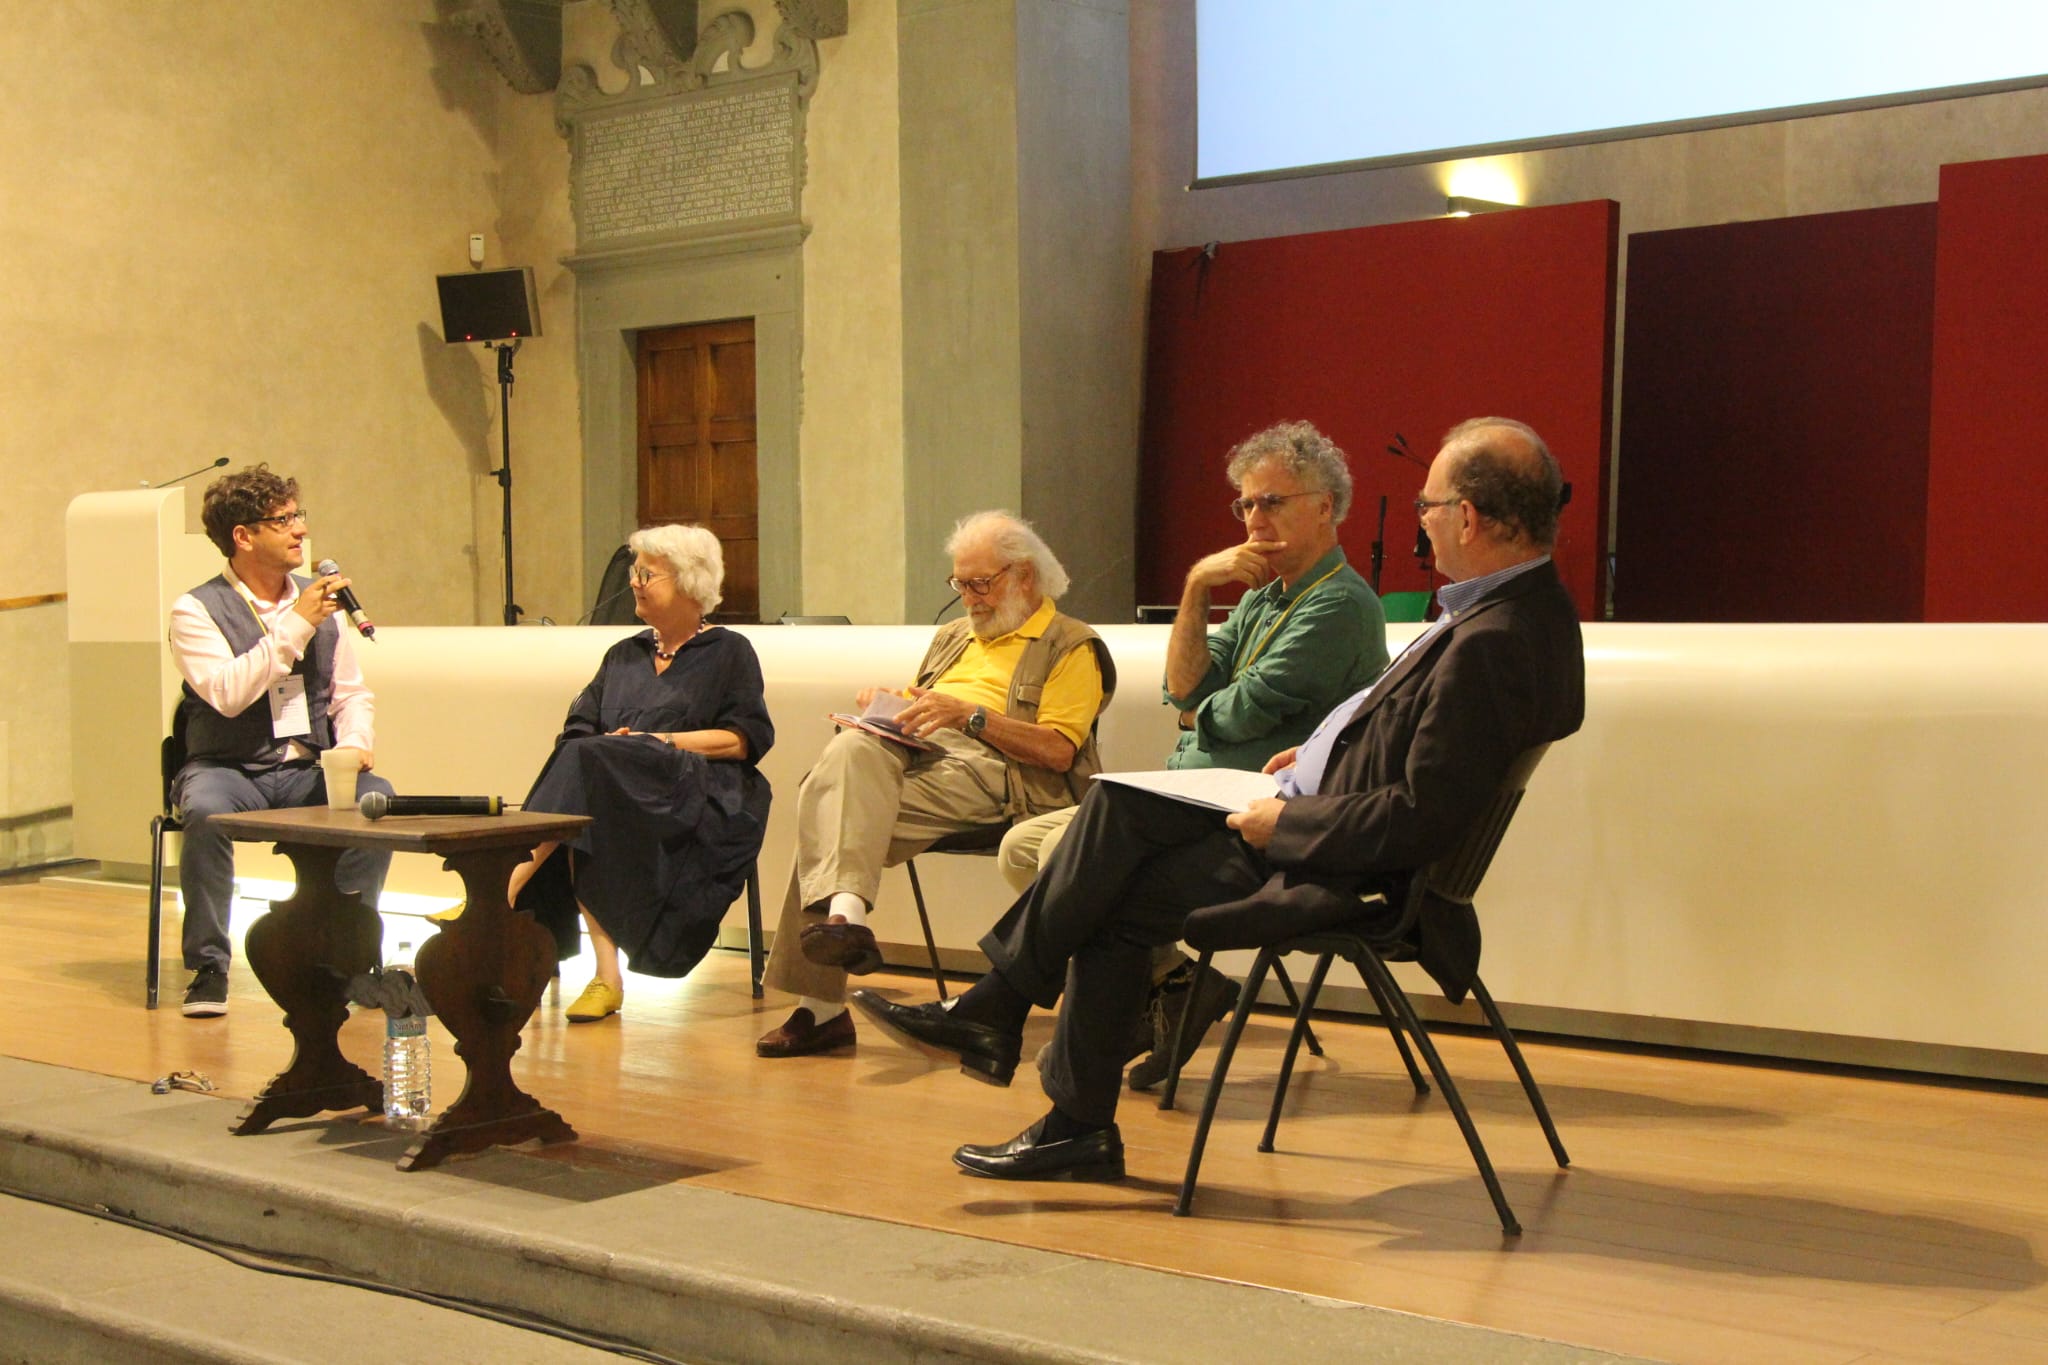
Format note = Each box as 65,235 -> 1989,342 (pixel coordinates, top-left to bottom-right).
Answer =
776,0 -> 846,41
692,9 -> 756,82
557,4 -> 824,135
610,0 -> 697,78
448,0 -> 565,95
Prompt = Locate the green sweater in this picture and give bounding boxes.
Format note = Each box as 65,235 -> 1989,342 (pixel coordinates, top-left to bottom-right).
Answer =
1163,546 -> 1388,772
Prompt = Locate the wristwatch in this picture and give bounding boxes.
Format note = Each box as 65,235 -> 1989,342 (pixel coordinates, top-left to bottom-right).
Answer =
965,705 -> 988,738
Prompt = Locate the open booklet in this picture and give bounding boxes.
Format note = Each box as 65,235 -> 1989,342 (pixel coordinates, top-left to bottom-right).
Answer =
828,689 -> 939,752
1090,767 -> 1280,813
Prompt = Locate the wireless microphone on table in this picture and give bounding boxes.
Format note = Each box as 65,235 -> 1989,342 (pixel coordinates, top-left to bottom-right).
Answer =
359,793 -> 504,820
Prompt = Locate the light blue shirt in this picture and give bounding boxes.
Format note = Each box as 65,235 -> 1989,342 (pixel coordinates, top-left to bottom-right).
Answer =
1275,557 -> 1552,798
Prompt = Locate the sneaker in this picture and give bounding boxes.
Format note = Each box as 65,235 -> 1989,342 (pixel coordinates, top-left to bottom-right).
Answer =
564,978 -> 623,1023
181,965 -> 229,1018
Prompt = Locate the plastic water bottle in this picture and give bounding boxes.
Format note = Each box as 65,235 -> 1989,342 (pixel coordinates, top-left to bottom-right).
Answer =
382,940 -> 431,1131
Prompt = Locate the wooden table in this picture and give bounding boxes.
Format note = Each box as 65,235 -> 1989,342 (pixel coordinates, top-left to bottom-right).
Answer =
206,806 -> 591,1171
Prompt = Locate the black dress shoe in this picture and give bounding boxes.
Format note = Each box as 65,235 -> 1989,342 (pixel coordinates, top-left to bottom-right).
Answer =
800,916 -> 884,974
953,1118 -> 1125,1182
849,989 -> 1022,1085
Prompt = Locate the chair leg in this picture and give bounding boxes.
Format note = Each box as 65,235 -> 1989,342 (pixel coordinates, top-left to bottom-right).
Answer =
1159,949 -> 1212,1112
745,862 -> 765,1000
1269,957 -> 1325,1057
904,858 -> 948,1001
1472,977 -> 1569,1168
147,817 -> 166,1010
1174,950 -> 1273,1218
1358,965 -> 1429,1095
1355,951 -> 1522,1236
1259,952 -> 1334,1153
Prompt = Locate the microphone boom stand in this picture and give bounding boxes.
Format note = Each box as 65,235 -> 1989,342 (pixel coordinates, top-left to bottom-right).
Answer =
486,339 -> 523,626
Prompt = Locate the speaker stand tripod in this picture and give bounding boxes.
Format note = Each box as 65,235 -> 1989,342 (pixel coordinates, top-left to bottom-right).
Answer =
486,339 -> 523,626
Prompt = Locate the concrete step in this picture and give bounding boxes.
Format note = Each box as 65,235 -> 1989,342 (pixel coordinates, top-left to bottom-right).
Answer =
0,1057 -> 1647,1365
0,1193 -> 636,1365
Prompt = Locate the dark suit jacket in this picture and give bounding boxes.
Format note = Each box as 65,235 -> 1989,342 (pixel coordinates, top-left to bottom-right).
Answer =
1184,558 -> 1585,999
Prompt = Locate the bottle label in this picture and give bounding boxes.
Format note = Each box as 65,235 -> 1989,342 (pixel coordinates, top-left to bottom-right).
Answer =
388,1013 -> 427,1039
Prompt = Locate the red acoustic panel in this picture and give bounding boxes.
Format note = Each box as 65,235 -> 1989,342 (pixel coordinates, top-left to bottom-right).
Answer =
1924,153 -> 2048,621
1615,205 -> 1938,621
1138,202 -> 1617,618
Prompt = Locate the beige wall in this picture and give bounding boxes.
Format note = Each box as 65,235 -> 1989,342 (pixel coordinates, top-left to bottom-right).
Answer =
0,1 -> 577,863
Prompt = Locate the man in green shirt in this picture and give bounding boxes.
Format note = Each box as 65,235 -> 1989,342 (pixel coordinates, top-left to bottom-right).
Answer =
999,420 -> 1388,1087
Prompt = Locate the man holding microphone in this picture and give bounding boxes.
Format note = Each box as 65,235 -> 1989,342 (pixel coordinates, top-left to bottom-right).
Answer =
166,464 -> 392,1017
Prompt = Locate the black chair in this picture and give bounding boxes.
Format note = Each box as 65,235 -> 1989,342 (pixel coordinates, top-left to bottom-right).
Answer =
145,707 -> 192,1009
589,544 -> 639,625
1166,743 -> 1567,1235
899,824 -> 1009,1001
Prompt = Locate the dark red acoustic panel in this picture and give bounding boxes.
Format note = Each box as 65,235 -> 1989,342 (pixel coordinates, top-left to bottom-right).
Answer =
1925,153 -> 2048,621
1138,202 -> 1618,618
1615,205 -> 1937,622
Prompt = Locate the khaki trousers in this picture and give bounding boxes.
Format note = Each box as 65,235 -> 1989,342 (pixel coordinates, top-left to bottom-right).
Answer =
997,805 -> 1077,893
763,727 -> 1012,1002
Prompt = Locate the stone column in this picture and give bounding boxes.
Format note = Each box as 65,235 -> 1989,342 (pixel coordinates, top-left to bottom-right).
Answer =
897,0 -> 1135,622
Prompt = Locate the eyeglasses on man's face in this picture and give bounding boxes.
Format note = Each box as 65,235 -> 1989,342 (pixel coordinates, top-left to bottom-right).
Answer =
1413,496 -> 1460,517
946,563 -> 1015,597
244,508 -> 308,531
1229,491 -> 1319,522
629,567 -> 674,587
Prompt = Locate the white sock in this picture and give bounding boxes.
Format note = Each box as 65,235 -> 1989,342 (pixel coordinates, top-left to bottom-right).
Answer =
828,891 -> 868,926
800,995 -> 846,1024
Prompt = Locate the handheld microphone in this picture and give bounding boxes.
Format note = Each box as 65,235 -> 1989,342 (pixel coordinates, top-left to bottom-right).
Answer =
151,456 -> 230,489
359,792 -> 503,820
313,558 -> 376,640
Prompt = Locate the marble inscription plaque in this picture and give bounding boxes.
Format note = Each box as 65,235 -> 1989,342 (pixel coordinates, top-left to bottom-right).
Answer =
579,82 -> 796,240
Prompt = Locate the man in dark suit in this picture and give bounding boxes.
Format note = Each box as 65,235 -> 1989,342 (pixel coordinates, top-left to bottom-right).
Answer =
853,418 -> 1586,1181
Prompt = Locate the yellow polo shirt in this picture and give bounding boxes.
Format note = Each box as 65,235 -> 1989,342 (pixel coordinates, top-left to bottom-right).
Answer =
924,599 -> 1104,749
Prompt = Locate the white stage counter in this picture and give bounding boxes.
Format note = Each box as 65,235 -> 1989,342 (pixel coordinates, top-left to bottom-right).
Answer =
351,622 -> 1186,943
355,619 -> 2048,1081
63,489 -> 2048,1080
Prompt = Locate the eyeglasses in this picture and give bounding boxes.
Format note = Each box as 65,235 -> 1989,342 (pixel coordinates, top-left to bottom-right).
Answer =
629,568 -> 674,587
244,509 -> 308,530
1413,496 -> 1461,517
946,564 -> 1014,596
1229,491 -> 1319,521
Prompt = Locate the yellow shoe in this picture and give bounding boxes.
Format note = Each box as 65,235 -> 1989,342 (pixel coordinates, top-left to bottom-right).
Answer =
565,979 -> 623,1023
427,901 -> 465,924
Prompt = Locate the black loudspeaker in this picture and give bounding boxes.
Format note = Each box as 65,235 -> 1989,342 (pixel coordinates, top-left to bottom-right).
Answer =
436,267 -> 541,343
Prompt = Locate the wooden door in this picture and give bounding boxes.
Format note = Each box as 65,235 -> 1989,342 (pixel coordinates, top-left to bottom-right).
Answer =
636,318 -> 759,621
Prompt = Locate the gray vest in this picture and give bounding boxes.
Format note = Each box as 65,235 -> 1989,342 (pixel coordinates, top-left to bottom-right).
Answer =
179,574 -> 337,764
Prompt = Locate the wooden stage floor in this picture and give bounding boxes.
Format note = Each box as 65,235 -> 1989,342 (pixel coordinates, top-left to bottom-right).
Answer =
6,876 -> 2047,1364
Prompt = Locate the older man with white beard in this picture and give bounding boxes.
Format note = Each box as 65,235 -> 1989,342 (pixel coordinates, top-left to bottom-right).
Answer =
756,511 -> 1114,1059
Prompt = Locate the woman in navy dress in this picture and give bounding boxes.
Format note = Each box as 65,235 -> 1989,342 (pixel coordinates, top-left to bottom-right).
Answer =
509,524 -> 774,1022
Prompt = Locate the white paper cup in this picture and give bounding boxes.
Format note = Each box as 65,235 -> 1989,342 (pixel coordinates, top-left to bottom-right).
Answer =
319,748 -> 362,811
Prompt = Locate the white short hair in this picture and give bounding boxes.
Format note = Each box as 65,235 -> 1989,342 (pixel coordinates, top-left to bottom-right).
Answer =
946,510 -> 1069,600
628,523 -> 725,613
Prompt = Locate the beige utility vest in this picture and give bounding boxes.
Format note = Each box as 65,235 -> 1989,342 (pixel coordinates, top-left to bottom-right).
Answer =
913,609 -> 1118,819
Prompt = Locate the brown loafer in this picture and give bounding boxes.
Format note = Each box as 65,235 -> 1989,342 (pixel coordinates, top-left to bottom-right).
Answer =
756,1007 -> 857,1058
799,916 -> 884,974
